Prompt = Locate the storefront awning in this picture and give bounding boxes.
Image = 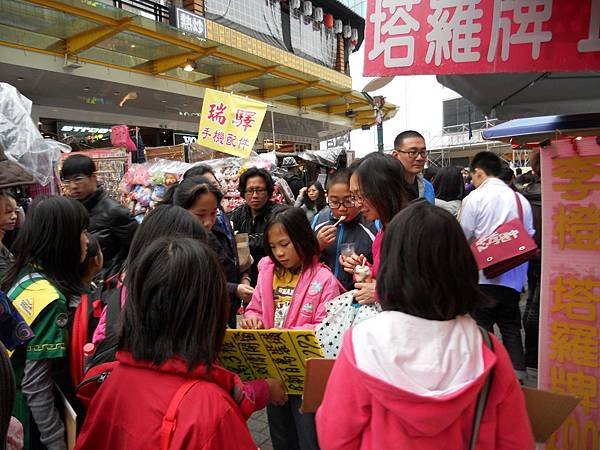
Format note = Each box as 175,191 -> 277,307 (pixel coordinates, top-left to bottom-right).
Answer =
0,0 -> 396,129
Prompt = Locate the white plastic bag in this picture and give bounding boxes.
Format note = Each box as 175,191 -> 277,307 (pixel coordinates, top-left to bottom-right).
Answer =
316,292 -> 382,358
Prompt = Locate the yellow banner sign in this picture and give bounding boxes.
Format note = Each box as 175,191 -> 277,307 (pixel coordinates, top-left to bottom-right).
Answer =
197,88 -> 267,158
220,329 -> 324,394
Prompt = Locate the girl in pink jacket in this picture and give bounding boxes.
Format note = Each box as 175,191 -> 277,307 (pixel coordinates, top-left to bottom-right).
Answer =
241,207 -> 343,450
317,202 -> 534,450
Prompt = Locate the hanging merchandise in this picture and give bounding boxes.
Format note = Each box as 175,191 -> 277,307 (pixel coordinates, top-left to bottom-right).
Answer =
290,0 -> 300,9
0,83 -> 66,186
110,125 -> 137,153
351,28 -> 358,42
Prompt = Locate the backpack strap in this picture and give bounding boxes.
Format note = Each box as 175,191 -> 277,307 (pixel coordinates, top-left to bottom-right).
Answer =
161,379 -> 202,450
513,191 -> 524,223
470,327 -> 494,450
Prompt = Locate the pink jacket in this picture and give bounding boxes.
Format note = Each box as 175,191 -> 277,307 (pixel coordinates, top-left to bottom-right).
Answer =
316,318 -> 534,450
244,257 -> 343,329
370,229 -> 383,278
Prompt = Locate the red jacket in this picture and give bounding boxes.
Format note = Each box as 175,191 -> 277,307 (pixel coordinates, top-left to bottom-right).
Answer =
75,352 -> 257,450
316,313 -> 534,450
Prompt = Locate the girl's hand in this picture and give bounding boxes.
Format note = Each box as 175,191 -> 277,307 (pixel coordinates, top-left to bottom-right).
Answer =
299,187 -> 307,196
340,253 -> 364,274
316,225 -> 337,250
265,378 -> 288,406
236,284 -> 254,303
239,316 -> 264,329
354,281 -> 376,305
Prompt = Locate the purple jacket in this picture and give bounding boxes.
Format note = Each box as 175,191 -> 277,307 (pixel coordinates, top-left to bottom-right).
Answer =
244,257 -> 344,329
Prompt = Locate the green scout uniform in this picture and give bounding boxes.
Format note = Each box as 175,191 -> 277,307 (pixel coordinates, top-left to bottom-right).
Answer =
8,272 -> 68,450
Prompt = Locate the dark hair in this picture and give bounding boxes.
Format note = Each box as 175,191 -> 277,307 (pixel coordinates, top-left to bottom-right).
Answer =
515,167 -> 522,176
393,130 -> 425,149
162,176 -> 223,209
80,232 -> 100,275
183,164 -> 216,180
119,237 -> 228,371
1,196 -> 89,297
264,207 -> 319,273
300,181 -> 326,211
377,202 -> 485,320
125,204 -> 207,269
433,167 -> 465,202
470,151 -> 503,177
530,150 -> 541,177
498,166 -> 516,187
423,166 -> 438,182
0,341 -> 14,450
60,154 -> 96,179
354,153 -> 409,225
238,167 -> 274,197
326,169 -> 352,190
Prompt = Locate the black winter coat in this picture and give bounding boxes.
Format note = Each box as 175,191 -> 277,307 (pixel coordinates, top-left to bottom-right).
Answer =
81,188 -> 138,279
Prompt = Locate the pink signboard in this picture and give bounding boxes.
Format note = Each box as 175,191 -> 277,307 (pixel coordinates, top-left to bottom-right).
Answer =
364,0 -> 600,76
539,136 -> 600,450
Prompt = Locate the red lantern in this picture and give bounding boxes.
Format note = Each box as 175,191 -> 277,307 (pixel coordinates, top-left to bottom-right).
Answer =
324,13 -> 334,29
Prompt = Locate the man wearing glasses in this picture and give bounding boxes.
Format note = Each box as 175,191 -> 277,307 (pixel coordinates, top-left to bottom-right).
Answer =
312,169 -> 377,291
230,167 -> 285,285
391,130 -> 435,204
61,154 -> 138,279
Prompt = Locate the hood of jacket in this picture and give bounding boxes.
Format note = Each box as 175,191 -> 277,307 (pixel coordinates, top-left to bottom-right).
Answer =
349,311 -> 496,437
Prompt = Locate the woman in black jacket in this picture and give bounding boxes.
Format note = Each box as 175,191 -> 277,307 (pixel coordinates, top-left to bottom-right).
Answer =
165,176 -> 252,327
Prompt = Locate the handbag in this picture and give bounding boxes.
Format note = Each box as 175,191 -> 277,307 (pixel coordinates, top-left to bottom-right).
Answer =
315,291 -> 381,358
470,192 -> 538,279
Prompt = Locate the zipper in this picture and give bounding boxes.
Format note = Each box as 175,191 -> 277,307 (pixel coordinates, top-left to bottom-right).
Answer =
76,371 -> 111,390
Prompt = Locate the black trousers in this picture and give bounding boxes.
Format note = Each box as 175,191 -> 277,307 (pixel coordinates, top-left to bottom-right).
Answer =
267,394 -> 320,450
473,284 -> 526,372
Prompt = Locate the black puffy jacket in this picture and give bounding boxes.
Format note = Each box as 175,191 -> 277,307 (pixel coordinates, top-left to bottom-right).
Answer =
81,188 -> 138,279
229,201 -> 286,285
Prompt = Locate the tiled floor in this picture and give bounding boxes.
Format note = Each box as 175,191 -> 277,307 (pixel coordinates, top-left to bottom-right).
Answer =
248,408 -> 273,450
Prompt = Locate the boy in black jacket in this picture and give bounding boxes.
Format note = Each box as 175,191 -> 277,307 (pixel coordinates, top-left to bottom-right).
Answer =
312,169 -> 378,291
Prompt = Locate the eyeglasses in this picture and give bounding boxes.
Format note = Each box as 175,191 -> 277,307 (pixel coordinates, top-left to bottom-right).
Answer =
61,175 -> 89,185
327,198 -> 355,209
396,150 -> 429,159
245,188 -> 267,195
350,193 -> 365,204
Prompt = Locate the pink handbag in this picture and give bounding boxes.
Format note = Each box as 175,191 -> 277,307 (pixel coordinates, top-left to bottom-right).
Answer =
110,125 -> 137,152
470,192 -> 538,279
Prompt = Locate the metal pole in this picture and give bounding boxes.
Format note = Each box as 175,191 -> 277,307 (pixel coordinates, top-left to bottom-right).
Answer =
376,108 -> 384,152
270,109 -> 276,153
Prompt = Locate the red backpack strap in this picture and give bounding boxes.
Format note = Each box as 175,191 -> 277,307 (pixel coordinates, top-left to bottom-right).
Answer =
514,191 -> 524,222
69,293 -> 89,387
161,379 -> 202,450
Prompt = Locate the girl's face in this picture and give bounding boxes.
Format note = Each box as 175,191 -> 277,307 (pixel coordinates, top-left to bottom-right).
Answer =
80,232 -> 89,263
268,223 -> 302,270
189,193 -> 218,230
349,173 -> 380,222
0,197 -> 17,231
307,185 -> 320,201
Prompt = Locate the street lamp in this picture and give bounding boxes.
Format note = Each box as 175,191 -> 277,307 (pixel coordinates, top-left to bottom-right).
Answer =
362,92 -> 386,152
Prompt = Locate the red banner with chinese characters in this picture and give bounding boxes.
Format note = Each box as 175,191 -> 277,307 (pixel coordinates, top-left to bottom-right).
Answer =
364,0 -> 600,76
198,89 -> 267,158
538,137 -> 600,450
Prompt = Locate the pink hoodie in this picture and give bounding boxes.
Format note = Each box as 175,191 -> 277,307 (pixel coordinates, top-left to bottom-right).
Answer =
316,312 -> 534,450
244,257 -> 343,329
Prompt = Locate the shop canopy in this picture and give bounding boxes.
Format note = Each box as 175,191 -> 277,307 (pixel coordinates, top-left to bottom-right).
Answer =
481,113 -> 600,144
0,0 -> 396,129
297,148 -> 344,168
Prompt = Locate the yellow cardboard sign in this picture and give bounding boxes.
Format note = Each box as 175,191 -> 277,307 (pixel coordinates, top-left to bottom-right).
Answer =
220,329 -> 324,394
197,88 -> 267,158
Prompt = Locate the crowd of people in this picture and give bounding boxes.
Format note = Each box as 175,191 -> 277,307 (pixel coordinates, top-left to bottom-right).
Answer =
0,129 -> 541,450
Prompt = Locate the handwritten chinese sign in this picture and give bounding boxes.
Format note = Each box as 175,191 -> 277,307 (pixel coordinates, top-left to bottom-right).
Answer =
198,89 -> 267,158
219,329 -> 324,394
539,137 -> 600,450
364,0 -> 600,76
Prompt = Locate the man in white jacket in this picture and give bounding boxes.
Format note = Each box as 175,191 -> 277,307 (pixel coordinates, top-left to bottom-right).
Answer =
460,151 -> 535,382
